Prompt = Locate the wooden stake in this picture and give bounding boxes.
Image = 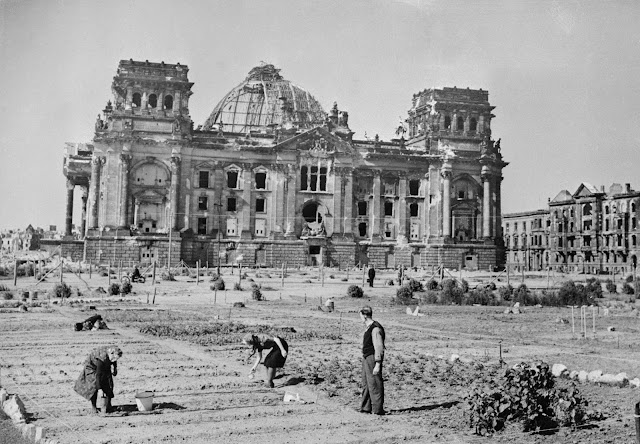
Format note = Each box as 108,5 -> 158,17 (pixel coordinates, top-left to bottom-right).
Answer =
571,306 -> 575,336
13,260 -> 18,287
108,261 -> 111,287
152,288 -> 156,304
60,258 -> 64,284
152,262 -> 156,286
634,402 -> 640,444
196,261 -> 200,285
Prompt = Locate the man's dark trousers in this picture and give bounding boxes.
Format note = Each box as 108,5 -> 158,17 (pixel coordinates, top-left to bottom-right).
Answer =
361,354 -> 384,414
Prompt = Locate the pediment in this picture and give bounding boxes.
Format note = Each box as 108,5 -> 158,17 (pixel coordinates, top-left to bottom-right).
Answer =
573,182 -> 599,198
275,126 -> 354,156
134,189 -> 167,204
550,190 -> 574,204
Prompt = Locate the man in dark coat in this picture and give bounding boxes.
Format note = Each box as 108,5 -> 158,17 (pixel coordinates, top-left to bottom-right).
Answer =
359,306 -> 385,415
367,265 -> 376,287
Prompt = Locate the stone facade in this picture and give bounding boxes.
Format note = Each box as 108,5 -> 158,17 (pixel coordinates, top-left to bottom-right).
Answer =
63,61 -> 507,269
503,183 -> 640,274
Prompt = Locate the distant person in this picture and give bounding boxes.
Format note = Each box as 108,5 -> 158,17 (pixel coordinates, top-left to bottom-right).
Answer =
368,265 -> 376,287
359,306 -> 385,415
74,346 -> 122,414
131,266 -> 141,281
324,297 -> 335,312
242,333 -> 288,388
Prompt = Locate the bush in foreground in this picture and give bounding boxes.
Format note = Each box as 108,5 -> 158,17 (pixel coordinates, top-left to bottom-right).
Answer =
347,285 -> 364,298
109,283 -> 121,296
51,283 -> 72,299
393,285 -> 414,305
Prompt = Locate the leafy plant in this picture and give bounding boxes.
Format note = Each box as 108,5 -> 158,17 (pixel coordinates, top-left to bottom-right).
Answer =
622,283 -> 635,295
51,283 -> 72,299
408,278 -> 423,292
605,279 -> 617,294
346,285 -> 363,298
233,282 -> 242,291
499,284 -> 514,301
121,281 -> 132,295
210,278 -> 225,290
394,285 -> 414,305
2,292 -> 14,300
426,279 -> 439,290
109,283 -> 121,295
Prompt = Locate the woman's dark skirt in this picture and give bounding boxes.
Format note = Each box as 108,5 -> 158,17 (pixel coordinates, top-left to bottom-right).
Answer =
263,338 -> 288,368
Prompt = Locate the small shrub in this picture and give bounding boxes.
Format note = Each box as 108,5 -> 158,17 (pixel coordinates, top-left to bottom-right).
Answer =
585,277 -> 603,299
394,285 -> 414,305
210,278 -> 225,290
385,279 -> 394,286
329,274 -> 335,279
109,283 -> 121,295
251,287 -> 263,301
426,279 -> 438,290
121,281 -> 132,295
498,284 -> 514,301
234,282 -> 243,291
440,279 -> 463,305
2,292 -> 14,300
460,279 -> 469,293
161,271 -> 176,281
100,271 -> 109,277
513,284 -> 532,305
408,278 -> 423,293
0,284 -> 10,292
625,275 -> 634,283
622,283 -> 635,295
485,281 -> 497,291
52,283 -> 72,299
605,279 -> 617,294
340,278 -> 348,282
419,290 -> 439,304
347,285 -> 364,298
209,273 -> 221,282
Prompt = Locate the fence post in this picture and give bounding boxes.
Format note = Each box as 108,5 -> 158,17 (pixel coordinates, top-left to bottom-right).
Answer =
635,402 -> 640,444
152,262 -> 156,286
60,258 -> 64,284
13,260 -> 18,286
196,261 -> 200,286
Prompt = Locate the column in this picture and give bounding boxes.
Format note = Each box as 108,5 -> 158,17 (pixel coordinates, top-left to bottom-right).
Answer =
80,186 -> 88,238
133,199 -> 140,227
170,155 -> 181,230
398,176 -> 407,241
274,169 -> 285,235
65,180 -> 75,236
125,86 -> 133,110
173,91 -> 181,113
184,195 -> 190,230
241,169 -> 252,238
371,171 -> 381,240
285,164 -> 297,237
88,156 -> 103,229
343,169 -> 353,236
441,164 -> 452,238
119,154 -> 131,228
482,167 -> 491,238
494,175 -> 503,238
332,169 -> 342,235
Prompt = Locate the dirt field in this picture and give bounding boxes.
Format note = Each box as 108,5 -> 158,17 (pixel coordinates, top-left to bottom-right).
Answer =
1,266 -> 640,443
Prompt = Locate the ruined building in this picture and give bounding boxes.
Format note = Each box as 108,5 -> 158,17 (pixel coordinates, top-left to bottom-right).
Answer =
62,60 -> 507,269
503,183 -> 640,274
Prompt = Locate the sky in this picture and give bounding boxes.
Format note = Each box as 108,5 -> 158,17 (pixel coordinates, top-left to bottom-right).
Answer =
1,0 -> 639,230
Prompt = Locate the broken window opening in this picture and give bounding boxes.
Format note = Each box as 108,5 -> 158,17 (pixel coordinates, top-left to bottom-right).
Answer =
410,202 -> 418,217
358,222 -> 367,237
384,201 -> 393,217
310,166 -> 318,192
469,117 -> 477,132
255,172 -> 266,190
199,171 -> 209,188
409,180 -> 420,196
197,218 -> 207,235
227,197 -> 237,212
319,167 -> 327,191
300,166 -> 308,190
198,196 -> 208,211
444,115 -> 451,130
456,116 -> 464,131
227,170 -> 239,188
256,198 -> 265,213
132,93 -> 141,108
358,201 -> 367,216
148,94 -> 157,108
164,95 -> 173,110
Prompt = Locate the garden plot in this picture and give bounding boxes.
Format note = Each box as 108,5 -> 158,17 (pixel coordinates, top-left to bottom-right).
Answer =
1,268 -> 640,443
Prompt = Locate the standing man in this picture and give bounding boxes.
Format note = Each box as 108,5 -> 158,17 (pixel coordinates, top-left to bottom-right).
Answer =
367,265 -> 376,287
359,306 -> 385,415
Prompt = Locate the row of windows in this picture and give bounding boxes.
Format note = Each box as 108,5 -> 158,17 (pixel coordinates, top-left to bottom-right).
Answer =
357,201 -> 420,217
131,93 -> 173,110
197,170 -> 266,190
507,234 -> 639,249
196,195 -> 266,213
443,115 -> 478,132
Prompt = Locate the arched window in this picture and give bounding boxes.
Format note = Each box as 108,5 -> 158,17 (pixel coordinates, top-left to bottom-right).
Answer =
469,117 -> 477,132
444,115 -> 451,130
409,202 -> 419,217
583,203 -> 592,216
456,116 -> 464,131
570,208 -> 574,217
132,93 -> 141,108
148,94 -> 158,108
605,205 -> 610,215
632,235 -> 637,247
164,95 -> 173,110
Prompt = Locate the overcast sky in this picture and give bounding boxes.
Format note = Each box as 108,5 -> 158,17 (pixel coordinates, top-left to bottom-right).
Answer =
1,0 -> 639,230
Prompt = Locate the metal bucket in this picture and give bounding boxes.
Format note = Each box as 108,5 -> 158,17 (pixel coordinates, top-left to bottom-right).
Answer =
135,391 -> 154,411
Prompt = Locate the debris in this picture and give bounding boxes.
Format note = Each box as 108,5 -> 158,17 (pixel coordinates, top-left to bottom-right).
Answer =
551,363 -> 568,378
